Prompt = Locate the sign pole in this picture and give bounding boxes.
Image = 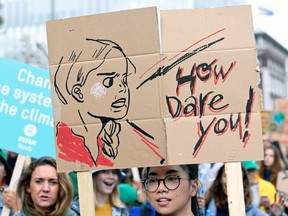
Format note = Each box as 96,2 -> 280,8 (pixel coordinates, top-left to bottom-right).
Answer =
77,171 -> 95,215
131,167 -> 140,181
225,162 -> 245,216
1,154 -> 26,216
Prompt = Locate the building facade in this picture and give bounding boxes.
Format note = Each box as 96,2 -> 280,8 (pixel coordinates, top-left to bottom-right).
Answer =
255,30 -> 288,110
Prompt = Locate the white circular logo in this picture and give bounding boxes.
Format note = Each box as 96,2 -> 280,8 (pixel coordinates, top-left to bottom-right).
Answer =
24,124 -> 37,137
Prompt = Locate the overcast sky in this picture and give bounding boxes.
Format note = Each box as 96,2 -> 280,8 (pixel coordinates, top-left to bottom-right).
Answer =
250,0 -> 288,49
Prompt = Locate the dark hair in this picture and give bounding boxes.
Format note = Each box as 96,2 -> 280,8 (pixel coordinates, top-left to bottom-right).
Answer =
271,141 -> 288,169
16,157 -> 73,216
205,165 -> 252,210
143,164 -> 199,216
259,145 -> 283,186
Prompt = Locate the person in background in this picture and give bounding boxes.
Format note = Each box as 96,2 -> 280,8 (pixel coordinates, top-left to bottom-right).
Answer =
14,156 -> 77,216
270,141 -> 288,169
259,145 -> 284,187
205,164 -> 275,216
206,164 -> 286,216
242,160 -> 282,214
141,164 -> 199,216
118,168 -> 147,210
0,149 -> 20,215
118,183 -> 138,210
92,169 -> 129,216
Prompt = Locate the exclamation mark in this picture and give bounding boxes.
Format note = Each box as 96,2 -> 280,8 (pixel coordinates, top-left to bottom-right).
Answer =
242,86 -> 255,148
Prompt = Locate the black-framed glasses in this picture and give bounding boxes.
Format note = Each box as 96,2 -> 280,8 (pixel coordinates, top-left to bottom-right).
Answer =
142,175 -> 190,192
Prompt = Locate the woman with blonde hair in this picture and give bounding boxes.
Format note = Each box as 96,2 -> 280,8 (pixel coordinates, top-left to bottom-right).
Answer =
92,169 -> 128,216
15,156 -> 76,216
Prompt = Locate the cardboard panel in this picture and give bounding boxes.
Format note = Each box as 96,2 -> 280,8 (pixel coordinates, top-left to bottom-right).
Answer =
47,7 -> 160,65
166,112 -> 263,164
158,49 -> 261,118
160,5 -> 255,53
46,5 -> 263,172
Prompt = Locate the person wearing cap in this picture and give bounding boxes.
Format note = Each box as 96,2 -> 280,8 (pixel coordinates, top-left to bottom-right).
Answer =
242,160 -> 278,214
0,149 -> 20,215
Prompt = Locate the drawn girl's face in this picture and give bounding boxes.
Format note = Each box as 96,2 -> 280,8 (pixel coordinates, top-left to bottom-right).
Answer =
145,165 -> 196,216
83,48 -> 130,120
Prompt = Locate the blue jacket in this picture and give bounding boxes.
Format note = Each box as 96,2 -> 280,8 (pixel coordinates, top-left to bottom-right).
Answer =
129,202 -> 156,216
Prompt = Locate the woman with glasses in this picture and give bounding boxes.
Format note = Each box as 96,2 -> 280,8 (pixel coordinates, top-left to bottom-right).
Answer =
141,164 -> 199,216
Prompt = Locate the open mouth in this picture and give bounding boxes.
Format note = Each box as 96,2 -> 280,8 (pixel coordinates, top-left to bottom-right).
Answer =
104,180 -> 114,187
111,98 -> 126,108
157,198 -> 171,202
156,197 -> 171,206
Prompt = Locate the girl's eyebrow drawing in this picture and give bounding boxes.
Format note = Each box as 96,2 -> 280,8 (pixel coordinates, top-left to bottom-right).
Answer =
97,72 -> 117,76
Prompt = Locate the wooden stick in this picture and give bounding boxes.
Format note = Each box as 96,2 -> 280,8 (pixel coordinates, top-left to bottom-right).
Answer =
77,171 -> 95,215
1,154 -> 26,216
131,168 -> 140,181
225,162 -> 245,216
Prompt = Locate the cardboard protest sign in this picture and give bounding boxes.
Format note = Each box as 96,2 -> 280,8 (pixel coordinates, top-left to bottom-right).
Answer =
276,170 -> 288,196
261,110 -> 285,134
46,5 -> 263,172
0,57 -> 56,158
273,99 -> 288,145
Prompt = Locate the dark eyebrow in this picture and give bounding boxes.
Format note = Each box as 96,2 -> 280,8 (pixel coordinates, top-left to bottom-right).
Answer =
148,169 -> 180,177
166,169 -> 180,175
34,177 -> 44,180
97,72 -> 116,76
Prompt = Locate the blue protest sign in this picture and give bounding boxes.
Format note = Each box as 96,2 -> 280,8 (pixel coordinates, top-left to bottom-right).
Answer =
0,57 -> 56,158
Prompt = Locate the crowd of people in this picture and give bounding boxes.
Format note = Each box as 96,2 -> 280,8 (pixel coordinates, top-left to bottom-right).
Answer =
0,135 -> 287,216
